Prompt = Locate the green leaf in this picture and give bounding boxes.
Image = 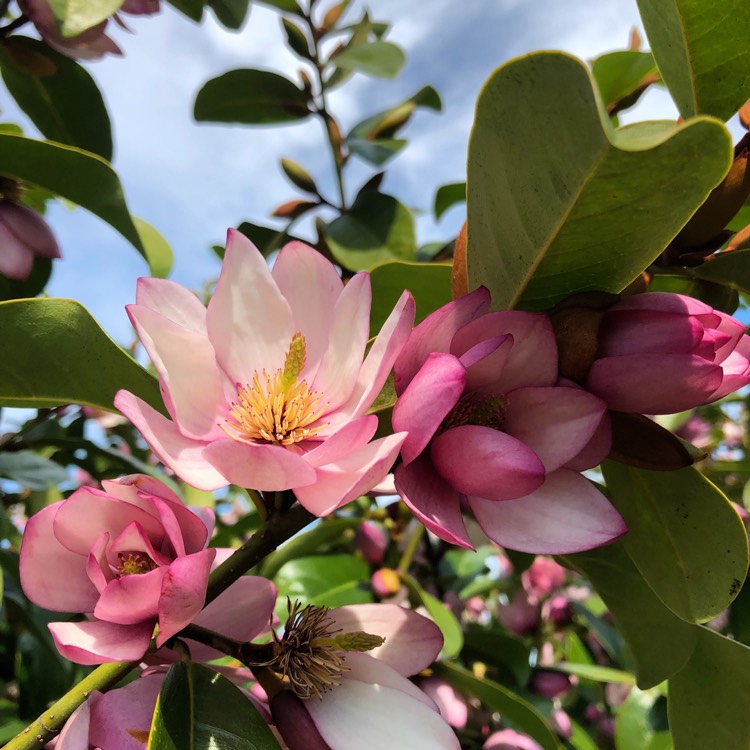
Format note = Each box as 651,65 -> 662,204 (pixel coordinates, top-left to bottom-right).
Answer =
0,37 -> 112,160
233,221 -> 303,257
0,257 -> 52,301
602,462 -> 749,623
616,687 -> 673,750
347,137 -> 407,166
148,662 -> 281,749
274,554 -> 372,610
0,451 -> 68,490
49,0 -> 124,37
369,261 -> 451,338
166,0 -> 204,21
0,133 -> 147,260
436,662 -> 560,750
462,624 -> 532,685
194,69 -> 310,125
326,192 -> 416,270
669,627 -> 750,750
636,0 -> 750,121
281,17 -> 310,58
563,542 -> 699,688
333,40 -> 405,79
591,50 -> 658,112
553,662 -> 635,685
434,181 -> 466,220
568,719 -> 602,750
134,217 -> 174,278
466,52 -> 732,312
688,248 -> 750,295
0,298 -> 163,414
208,0 -> 251,29
256,0 -> 301,12
729,576 -> 750,646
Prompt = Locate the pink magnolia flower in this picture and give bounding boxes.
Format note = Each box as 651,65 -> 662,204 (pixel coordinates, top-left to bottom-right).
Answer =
392,287 -> 626,553
522,556 -> 566,599
0,200 -> 60,280
484,729 -> 543,750
115,231 -> 414,516
268,603 -> 459,749
586,292 -> 750,414
19,474 -> 222,664
419,676 -> 469,729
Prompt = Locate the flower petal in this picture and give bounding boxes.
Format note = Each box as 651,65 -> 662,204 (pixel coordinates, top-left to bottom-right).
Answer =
135,277 -> 208,333
94,567 -> 166,625
469,469 -> 627,554
419,677 -> 468,729
55,700 -> 92,750
565,409 -> 612,471
302,415 -> 378,469
19,502 -> 98,613
394,457 -> 473,549
0,219 -> 34,280
207,229 -> 294,382
598,310 -> 706,357
114,391 -> 229,491
48,620 -> 154,665
431,425 -> 545,501
392,352 -> 466,465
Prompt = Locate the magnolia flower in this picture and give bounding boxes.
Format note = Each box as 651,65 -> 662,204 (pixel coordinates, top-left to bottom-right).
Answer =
521,556 -> 566,599
116,231 -> 414,516
266,602 -> 459,749
0,200 -> 60,280
484,729 -> 543,750
19,474 -> 228,664
392,287 -> 626,553
586,292 -> 750,414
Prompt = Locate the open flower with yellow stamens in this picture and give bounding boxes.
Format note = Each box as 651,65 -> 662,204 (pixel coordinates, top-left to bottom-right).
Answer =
115,231 -> 414,515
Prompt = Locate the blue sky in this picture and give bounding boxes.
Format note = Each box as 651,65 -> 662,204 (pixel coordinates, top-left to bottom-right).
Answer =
10,0 -> 680,342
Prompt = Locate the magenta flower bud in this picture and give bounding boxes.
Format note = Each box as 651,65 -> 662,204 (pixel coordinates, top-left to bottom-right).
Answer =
356,521 -> 388,565
542,594 -> 571,625
0,200 -> 60,281
371,567 -> 401,597
522,556 -> 566,598
586,292 -> 750,414
529,669 -> 573,699
497,590 -> 540,635
550,708 -> 572,739
483,729 -> 543,750
271,691 -> 333,750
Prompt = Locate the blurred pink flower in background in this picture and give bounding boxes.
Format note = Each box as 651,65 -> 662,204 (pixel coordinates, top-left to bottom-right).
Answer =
0,200 -> 60,280
356,520 -> 388,565
483,728 -> 543,750
419,677 -> 469,729
497,589 -> 540,636
522,556 -> 566,598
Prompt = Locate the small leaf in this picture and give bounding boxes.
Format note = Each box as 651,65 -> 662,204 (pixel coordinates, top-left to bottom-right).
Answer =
616,687 -> 672,750
194,69 -> 311,125
434,182 -> 466,220
347,137 -> 406,166
281,18 -> 310,58
233,221 -> 304,257
553,663 -> 635,685
332,40 -> 405,79
591,50 -> 658,112
0,451 -> 68,490
280,157 -> 317,194
0,298 -> 163,414
256,0 -> 302,12
271,198 -> 318,219
48,0 -> 124,37
166,0 -> 204,21
134,217 -> 173,278
208,0 -> 251,29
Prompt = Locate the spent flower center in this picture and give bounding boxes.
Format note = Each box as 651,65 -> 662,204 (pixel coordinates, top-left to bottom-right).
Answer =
116,551 -> 158,577
440,392 -> 506,434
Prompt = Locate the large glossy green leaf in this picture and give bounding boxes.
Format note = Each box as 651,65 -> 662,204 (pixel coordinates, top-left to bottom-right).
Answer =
333,41 -> 405,79
436,663 -> 560,750
368,261 -> 451,338
563,542 -> 698,688
602,462 -> 749,623
466,52 -> 732,312
636,0 -> 750,121
0,134 -> 147,261
590,50 -> 658,112
616,688 -> 673,750
208,0 -> 251,29
49,0 -> 123,37
326,192 -> 416,270
0,298 -> 163,414
0,451 -> 67,490
0,38 -> 112,160
148,662 -> 281,750
669,627 -> 750,750
689,248 -> 750,295
194,69 -> 311,124
134,217 -> 173,279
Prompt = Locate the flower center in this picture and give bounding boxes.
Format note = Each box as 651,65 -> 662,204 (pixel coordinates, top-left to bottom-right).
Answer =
222,333 -> 327,446
439,392 -> 505,433
269,600 -> 385,700
116,551 -> 158,576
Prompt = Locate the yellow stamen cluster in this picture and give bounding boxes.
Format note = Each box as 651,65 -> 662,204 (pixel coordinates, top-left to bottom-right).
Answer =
116,551 -> 158,577
223,333 -> 326,445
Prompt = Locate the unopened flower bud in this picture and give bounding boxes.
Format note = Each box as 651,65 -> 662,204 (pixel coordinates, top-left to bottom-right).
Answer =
356,521 -> 388,565
529,669 -> 573,699
0,200 -> 60,281
371,567 -> 400,597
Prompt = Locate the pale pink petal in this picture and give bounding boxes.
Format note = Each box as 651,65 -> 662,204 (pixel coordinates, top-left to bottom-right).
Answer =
0,201 -> 60,258
127,304 -> 226,440
135,277 -> 208,333
707,343 -> 750,401
272,241 -> 344,376
48,620 -> 153,665
19,503 -> 98,613
294,433 -> 406,516
431,425 -> 545,501
503,387 -> 607,472
302,416 -> 378,468
713,312 -> 747,362
55,699 -> 92,750
0,219 -> 34,280
107,520 -> 170,567
207,229 -> 294,383
327,604 -> 443,675
394,457 -> 473,549
469,469 -> 627,554
312,273 -> 371,411
94,567 -> 166,625
201,440 -> 316,491
102,474 -> 181,507
484,729 -> 543,750
394,286 -> 490,394
114,391 -> 229,491
392,352 -> 466,465
420,677 -> 468,729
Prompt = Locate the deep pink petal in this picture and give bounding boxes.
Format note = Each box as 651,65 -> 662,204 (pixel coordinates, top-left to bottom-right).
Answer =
586,354 -> 724,413
135,277 -> 208,333
302,416 -> 378,468
392,352 -> 466,465
272,241 -> 344,377
201,440 -> 316,491
420,677 -> 468,729
565,409 -> 612,471
394,286 -> 490,394
0,201 -> 60,258
469,469 -> 627,554
48,620 -> 154,665
101,474 -> 180,507
294,433 -> 406,516
709,347 -> 750,401
207,229 -> 294,383
462,335 -> 515,394
114,391 -> 229,491
150,496 -> 209,556
714,313 -> 747,363
94,567 -> 166,625
394,458 -> 473,549
19,502 -> 97,612
86,532 -> 113,594
0,219 -> 34,280
503,386 -> 607,472
156,548 -> 216,645
107,521 -> 170,568
327,604 -> 443,675
55,700 -> 92,750
609,292 -> 716,317
431,425 -> 545,501
598,311 -> 705,357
